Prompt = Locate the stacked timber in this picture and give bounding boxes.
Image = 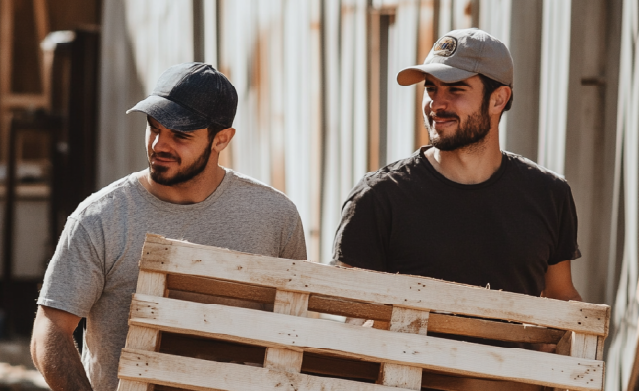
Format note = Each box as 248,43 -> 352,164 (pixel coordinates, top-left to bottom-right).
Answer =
117,234 -> 610,391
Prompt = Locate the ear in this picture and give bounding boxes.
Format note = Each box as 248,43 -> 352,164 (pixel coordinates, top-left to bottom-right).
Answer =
212,128 -> 236,153
489,86 -> 512,115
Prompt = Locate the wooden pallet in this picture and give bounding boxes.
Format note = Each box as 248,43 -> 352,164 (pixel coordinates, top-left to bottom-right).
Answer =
117,234 -> 610,391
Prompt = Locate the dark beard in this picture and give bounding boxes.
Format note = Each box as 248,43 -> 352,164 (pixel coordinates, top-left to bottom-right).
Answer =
148,141 -> 213,186
425,106 -> 491,151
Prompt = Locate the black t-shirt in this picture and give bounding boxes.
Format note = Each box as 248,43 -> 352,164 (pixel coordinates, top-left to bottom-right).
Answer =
333,146 -> 581,297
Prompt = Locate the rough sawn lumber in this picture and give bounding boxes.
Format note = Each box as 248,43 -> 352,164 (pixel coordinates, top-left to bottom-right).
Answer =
140,236 -> 608,336
116,234 -> 609,391
128,293 -> 604,390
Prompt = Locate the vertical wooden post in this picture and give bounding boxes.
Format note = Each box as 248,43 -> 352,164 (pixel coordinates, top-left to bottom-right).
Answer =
554,331 -> 599,391
263,290 -> 309,373
117,271 -> 167,391
378,306 -> 430,390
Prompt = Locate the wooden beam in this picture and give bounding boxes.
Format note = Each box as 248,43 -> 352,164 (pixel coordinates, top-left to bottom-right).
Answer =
157,333 -> 545,390
140,236 -> 609,336
117,271 -> 168,391
120,348 -> 402,391
128,294 -> 603,390
554,331 -> 600,391
167,277 -> 566,344
263,290 -> 309,373
555,331 -> 598,359
421,371 -> 544,391
378,307 -> 430,389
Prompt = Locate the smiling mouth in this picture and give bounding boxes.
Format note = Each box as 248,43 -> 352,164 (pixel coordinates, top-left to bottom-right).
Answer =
151,153 -> 180,164
433,118 -> 456,123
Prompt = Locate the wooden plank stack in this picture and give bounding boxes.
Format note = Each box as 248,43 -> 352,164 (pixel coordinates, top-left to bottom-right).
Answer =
117,234 -> 610,391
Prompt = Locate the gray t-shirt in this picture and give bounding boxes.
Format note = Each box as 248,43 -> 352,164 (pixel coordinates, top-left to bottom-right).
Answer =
37,168 -> 307,391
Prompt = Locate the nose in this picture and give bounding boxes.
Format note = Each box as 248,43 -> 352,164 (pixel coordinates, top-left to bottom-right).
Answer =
428,90 -> 448,113
151,131 -> 169,152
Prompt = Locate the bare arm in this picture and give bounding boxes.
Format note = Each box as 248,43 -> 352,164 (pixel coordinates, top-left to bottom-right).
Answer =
31,305 -> 93,391
541,260 -> 582,301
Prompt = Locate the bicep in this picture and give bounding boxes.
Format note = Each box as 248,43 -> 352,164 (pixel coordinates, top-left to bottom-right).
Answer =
541,260 -> 582,301
33,305 -> 81,336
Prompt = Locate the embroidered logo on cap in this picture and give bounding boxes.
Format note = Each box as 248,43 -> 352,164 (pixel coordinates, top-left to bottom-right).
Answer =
433,36 -> 457,57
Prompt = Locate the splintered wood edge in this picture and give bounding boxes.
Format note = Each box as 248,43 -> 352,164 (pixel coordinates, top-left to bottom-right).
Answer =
139,235 -> 609,336
128,294 -> 604,390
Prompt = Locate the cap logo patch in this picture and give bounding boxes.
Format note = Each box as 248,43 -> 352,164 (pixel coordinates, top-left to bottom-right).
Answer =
433,36 -> 457,57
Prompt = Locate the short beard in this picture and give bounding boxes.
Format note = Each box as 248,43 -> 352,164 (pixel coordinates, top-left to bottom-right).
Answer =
148,140 -> 213,186
425,104 -> 491,152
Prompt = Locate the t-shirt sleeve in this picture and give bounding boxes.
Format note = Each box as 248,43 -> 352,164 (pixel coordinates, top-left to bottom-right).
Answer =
332,177 -> 390,271
37,216 -> 105,318
549,184 -> 581,265
279,210 -> 308,261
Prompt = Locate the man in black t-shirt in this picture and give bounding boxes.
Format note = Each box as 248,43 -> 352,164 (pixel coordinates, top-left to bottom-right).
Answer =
332,28 -> 582,302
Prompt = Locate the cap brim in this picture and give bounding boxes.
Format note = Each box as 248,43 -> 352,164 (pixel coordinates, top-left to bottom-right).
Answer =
126,95 -> 209,132
397,63 -> 477,86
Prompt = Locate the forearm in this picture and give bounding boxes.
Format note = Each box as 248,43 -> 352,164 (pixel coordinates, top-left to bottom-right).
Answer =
31,313 -> 92,390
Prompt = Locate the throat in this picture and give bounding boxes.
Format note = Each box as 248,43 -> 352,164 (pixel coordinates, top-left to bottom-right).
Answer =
425,147 -> 502,185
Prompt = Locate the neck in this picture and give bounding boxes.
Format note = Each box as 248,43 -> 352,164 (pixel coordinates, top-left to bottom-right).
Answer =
425,128 -> 502,185
139,163 -> 226,204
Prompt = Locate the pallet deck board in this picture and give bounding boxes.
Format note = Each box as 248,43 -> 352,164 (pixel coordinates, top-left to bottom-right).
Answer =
117,234 -> 610,391
168,282 -> 567,344
140,238 -> 609,336
128,293 -> 604,390
120,349 -> 403,391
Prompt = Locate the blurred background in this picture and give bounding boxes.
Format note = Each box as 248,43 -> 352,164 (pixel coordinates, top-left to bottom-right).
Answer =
0,0 -> 637,389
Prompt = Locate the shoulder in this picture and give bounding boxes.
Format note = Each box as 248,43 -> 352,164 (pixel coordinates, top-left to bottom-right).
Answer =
363,151 -> 422,188
70,172 -> 140,222
348,151 -> 422,200
503,151 -> 571,191
224,169 -> 300,215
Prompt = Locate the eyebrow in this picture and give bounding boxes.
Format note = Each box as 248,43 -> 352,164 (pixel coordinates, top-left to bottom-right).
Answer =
424,80 -> 472,87
170,129 -> 193,138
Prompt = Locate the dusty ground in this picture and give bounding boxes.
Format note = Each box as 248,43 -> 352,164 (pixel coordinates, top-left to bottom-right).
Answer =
0,339 -> 49,390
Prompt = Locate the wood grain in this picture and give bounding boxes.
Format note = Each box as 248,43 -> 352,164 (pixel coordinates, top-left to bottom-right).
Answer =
120,348 -> 404,391
128,294 -> 604,390
556,331 -> 598,359
264,290 -> 309,373
421,371 -> 544,391
168,282 -> 566,344
139,237 -> 609,336
117,269 -> 168,391
378,307 -> 430,389
152,337 -> 546,391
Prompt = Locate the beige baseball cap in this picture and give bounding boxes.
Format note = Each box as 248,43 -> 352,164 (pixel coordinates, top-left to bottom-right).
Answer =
397,28 -> 513,87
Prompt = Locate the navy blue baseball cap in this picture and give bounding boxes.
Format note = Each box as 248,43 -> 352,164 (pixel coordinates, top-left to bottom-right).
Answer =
127,62 -> 238,132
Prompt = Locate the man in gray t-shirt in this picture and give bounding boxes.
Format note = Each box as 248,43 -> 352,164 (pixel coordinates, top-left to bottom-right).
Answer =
31,63 -> 306,391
